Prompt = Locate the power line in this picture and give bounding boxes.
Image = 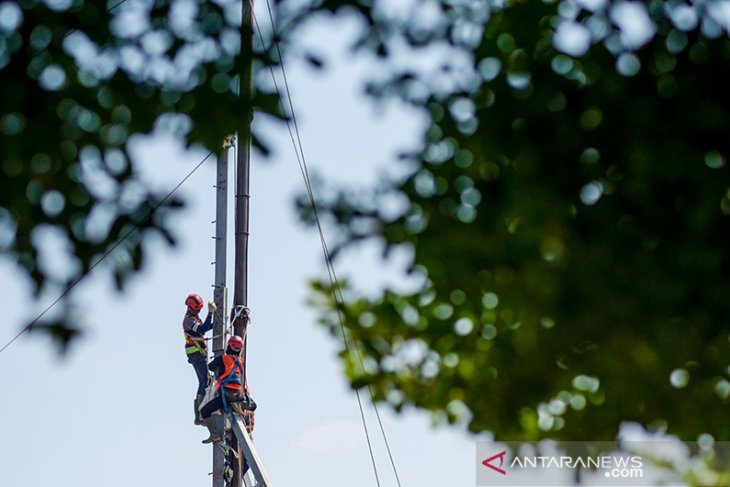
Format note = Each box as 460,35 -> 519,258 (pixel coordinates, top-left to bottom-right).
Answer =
250,7 -> 387,487
0,151 -> 214,356
108,0 -> 128,11
255,3 -> 403,486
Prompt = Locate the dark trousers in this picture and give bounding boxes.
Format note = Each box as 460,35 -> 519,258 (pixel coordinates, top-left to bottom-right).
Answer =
187,352 -> 209,396
201,389 -> 244,419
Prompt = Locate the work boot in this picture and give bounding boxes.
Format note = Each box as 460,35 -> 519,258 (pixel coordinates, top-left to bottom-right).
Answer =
202,415 -> 224,444
194,395 -> 205,425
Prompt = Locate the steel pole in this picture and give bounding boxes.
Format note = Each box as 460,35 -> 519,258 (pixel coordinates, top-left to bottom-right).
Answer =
212,143 -> 230,487
232,0 -> 254,484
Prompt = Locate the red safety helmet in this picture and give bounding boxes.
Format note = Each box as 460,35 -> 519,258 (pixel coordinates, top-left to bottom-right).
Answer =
228,335 -> 244,353
185,293 -> 204,313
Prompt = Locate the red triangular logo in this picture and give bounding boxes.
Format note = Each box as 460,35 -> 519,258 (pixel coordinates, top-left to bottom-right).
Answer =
482,450 -> 507,475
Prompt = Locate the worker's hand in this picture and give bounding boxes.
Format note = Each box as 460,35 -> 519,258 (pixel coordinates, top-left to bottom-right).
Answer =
208,301 -> 217,314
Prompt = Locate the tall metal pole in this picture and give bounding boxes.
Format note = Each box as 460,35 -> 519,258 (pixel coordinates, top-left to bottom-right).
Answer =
234,0 -> 253,315
212,142 -> 231,487
232,0 -> 254,485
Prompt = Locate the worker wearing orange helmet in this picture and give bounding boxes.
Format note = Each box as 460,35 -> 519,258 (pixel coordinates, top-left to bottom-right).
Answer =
183,293 -> 217,425
201,335 -> 256,445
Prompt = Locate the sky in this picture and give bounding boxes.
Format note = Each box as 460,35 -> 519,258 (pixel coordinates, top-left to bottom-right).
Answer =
0,9 -> 483,487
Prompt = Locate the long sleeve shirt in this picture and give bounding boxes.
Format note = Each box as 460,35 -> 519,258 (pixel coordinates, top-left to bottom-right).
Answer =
183,312 -> 213,355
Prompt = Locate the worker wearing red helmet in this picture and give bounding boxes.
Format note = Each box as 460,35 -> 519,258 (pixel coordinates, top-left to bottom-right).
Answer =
201,335 -> 256,445
183,293 -> 217,425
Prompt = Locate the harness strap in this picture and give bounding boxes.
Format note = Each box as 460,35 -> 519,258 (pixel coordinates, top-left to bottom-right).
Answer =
184,331 -> 208,356
183,313 -> 207,355
220,360 -> 243,412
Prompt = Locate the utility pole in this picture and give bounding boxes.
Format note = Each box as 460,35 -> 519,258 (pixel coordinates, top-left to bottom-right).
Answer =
212,141 -> 231,487
232,0 -> 254,485
234,0 -> 253,316
209,3 -> 271,486
227,0 -> 273,484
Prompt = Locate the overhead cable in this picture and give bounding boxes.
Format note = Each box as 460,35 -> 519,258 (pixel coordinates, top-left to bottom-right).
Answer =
255,3 -> 404,485
0,151 -> 214,356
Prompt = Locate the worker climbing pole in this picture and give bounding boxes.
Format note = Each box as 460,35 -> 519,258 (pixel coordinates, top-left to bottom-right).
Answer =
200,335 -> 255,445
182,293 -> 217,425
193,130 -> 269,486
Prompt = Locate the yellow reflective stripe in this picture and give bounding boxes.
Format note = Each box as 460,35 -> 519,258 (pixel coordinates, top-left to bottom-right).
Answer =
186,345 -> 206,355
185,336 -> 207,356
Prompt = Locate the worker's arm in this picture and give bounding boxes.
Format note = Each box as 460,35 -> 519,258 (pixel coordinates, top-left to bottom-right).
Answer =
208,356 -> 223,375
196,301 -> 216,335
198,312 -> 214,334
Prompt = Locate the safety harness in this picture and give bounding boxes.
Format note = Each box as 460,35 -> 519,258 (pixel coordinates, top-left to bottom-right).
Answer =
219,355 -> 243,412
183,313 -> 208,356
185,336 -> 206,356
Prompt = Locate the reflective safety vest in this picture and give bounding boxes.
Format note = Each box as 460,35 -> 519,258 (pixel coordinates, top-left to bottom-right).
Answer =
183,313 -> 208,356
217,355 -> 243,391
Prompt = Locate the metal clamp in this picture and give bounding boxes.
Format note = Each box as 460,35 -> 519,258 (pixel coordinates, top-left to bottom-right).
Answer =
232,305 -> 250,320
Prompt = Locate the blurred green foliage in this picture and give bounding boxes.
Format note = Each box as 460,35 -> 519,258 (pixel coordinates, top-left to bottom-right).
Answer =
289,0 -> 730,440
0,0 -> 281,348
5,0 -> 730,442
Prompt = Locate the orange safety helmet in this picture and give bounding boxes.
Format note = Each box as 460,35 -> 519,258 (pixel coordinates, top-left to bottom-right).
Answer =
185,293 -> 204,313
227,335 -> 244,353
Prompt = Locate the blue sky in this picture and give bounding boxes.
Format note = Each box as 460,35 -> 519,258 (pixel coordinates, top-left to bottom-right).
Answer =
0,12 -> 482,487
